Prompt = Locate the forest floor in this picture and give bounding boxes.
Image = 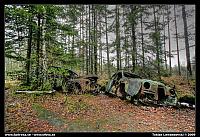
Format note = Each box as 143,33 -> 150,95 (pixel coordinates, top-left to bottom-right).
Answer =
5,80 -> 195,132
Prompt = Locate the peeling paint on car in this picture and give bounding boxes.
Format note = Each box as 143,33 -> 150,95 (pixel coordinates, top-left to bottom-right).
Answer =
105,70 -> 178,106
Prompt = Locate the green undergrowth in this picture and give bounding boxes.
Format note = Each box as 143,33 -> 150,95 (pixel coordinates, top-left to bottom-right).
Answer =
176,90 -> 195,100
5,80 -> 21,90
178,95 -> 195,105
16,82 -> 52,91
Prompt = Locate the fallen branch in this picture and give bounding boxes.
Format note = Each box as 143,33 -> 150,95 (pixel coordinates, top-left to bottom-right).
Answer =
15,90 -> 56,94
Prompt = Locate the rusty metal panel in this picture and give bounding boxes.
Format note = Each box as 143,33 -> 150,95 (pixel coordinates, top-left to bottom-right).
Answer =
106,79 -> 114,93
73,78 -> 90,92
126,78 -> 142,96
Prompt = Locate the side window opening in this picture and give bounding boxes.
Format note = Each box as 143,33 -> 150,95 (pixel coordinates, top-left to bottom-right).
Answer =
144,82 -> 150,89
158,86 -> 165,101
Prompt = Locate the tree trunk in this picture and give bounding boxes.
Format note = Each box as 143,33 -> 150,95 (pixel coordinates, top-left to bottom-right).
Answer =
167,6 -> 172,75
90,5 -> 94,74
174,5 -> 181,76
105,5 -> 111,78
162,11 -> 167,70
26,6 -> 33,85
88,5 -> 91,74
140,9 -> 145,69
36,13 -> 41,87
81,11 -> 85,75
116,5 -> 121,71
182,5 -> 192,76
79,10 -> 85,75
153,6 -> 161,80
123,6 -> 128,69
131,5 -> 136,73
85,5 -> 89,75
41,8 -> 47,85
79,12 -> 82,74
99,15 -> 103,75
72,23 -> 75,59
94,6 -> 98,75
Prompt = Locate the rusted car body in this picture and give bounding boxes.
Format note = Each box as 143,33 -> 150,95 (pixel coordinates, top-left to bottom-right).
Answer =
67,74 -> 100,94
105,71 -> 178,106
49,66 -> 100,94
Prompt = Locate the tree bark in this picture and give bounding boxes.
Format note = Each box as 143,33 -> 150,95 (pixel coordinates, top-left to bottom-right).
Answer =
182,5 -> 192,76
98,14 -> 103,75
140,7 -> 145,69
88,5 -> 91,74
116,5 -> 121,71
41,7 -> 47,85
94,6 -> 98,75
81,10 -> 85,75
162,10 -> 167,70
85,5 -> 89,75
105,5 -> 111,78
167,6 -> 172,75
26,6 -> 33,85
123,6 -> 128,69
36,13 -> 41,87
174,5 -> 181,76
153,6 -> 161,80
130,5 -> 136,73
90,5 -> 94,74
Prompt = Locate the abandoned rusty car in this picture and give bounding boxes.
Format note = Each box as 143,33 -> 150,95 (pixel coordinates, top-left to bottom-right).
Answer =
105,71 -> 178,106
49,66 -> 101,95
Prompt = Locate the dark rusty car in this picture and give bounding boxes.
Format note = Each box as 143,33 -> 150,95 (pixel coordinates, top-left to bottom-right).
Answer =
71,74 -> 101,94
48,66 -> 100,95
105,70 -> 178,106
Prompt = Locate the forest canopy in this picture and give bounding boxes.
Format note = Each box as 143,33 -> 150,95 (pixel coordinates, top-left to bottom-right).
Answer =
5,5 -> 195,90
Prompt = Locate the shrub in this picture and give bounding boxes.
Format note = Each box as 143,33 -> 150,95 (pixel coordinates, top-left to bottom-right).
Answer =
178,95 -> 195,105
5,82 -> 12,90
17,85 -> 32,91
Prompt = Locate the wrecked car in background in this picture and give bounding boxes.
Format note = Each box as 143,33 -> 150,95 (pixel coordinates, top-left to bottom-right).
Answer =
105,70 -> 178,106
67,74 -> 101,95
48,66 -> 100,94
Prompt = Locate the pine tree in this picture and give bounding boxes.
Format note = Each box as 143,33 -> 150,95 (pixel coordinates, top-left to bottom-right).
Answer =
182,5 -> 192,76
174,5 -> 181,75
